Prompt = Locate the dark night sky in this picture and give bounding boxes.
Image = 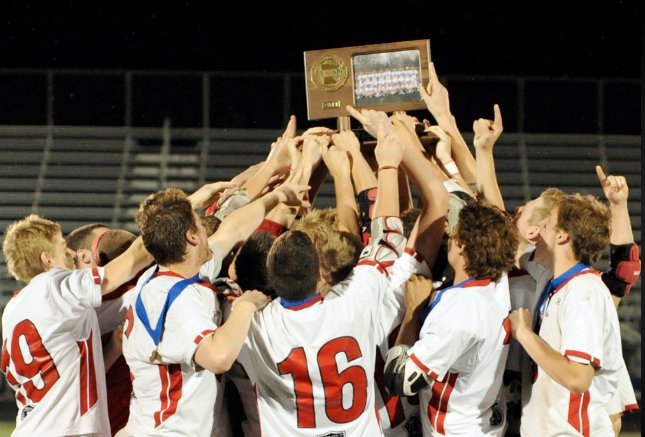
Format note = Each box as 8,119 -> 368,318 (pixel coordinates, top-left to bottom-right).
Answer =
1,2 -> 641,78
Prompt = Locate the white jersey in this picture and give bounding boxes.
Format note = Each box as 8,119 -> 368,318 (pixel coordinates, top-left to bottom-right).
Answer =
521,269 -> 622,437
606,357 -> 639,415
122,245 -> 223,436
408,275 -> 511,437
238,256 -> 408,436
1,267 -> 110,436
377,249 -> 426,436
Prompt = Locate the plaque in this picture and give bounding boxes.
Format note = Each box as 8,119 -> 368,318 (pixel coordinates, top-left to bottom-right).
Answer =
304,39 -> 431,120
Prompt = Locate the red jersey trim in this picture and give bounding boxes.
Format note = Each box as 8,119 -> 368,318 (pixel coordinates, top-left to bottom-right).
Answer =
568,390 -> 591,437
357,259 -> 387,275
428,372 -> 458,434
154,364 -> 183,428
551,270 -> 601,298
283,294 -> 323,311
564,350 -> 601,367
193,329 -> 216,345
409,353 -> 440,380
404,247 -> 424,263
91,267 -> 101,285
623,403 -> 639,413
462,278 -> 492,288
77,332 -> 98,416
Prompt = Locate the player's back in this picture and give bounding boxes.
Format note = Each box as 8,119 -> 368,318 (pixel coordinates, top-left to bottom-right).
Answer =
1,268 -> 109,436
238,264 -> 394,436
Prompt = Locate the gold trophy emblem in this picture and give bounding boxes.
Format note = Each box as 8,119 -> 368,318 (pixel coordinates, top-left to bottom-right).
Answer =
310,54 -> 348,92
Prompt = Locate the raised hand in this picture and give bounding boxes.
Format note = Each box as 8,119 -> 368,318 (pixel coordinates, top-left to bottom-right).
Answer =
189,181 -> 239,209
473,104 -> 504,152
390,111 -> 424,152
418,62 -> 452,119
374,124 -> 404,168
596,165 -> 628,206
346,105 -> 392,139
273,182 -> 312,208
321,143 -> 350,177
300,135 -> 328,167
331,130 -> 361,155
426,125 -> 453,164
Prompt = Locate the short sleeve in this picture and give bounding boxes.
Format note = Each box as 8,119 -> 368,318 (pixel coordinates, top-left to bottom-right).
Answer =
157,287 -> 218,367
49,267 -> 104,311
559,278 -> 607,367
408,311 -> 476,381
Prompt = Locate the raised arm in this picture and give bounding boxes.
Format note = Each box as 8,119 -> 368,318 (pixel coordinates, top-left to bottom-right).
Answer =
322,137 -> 360,236
102,237 -> 153,295
331,118 -> 378,194
419,62 -> 477,187
209,182 -> 310,256
596,166 -> 641,305
391,115 -> 449,268
473,104 -> 505,209
188,181 -> 238,210
194,290 -> 270,373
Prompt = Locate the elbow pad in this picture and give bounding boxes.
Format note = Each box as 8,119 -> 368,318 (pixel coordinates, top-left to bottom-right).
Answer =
602,243 -> 641,297
358,217 -> 406,268
384,345 -> 431,397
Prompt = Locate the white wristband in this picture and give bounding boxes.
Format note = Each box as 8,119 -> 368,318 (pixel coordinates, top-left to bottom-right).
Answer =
442,160 -> 460,176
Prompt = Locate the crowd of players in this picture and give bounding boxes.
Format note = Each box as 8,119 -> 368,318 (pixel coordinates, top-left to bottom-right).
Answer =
1,62 -> 640,436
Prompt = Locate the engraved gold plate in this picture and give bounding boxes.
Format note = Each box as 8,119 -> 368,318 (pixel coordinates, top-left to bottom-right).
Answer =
310,55 -> 348,92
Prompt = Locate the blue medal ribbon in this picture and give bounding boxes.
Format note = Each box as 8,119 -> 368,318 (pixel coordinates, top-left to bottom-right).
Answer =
135,268 -> 200,347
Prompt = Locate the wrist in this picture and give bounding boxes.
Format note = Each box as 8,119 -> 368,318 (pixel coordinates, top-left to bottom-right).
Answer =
516,325 -> 533,345
233,300 -> 257,314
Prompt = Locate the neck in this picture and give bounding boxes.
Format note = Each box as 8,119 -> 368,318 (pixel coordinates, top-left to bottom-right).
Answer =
515,239 -> 531,267
452,267 -> 469,285
533,241 -> 553,270
161,256 -> 202,279
552,251 -> 580,277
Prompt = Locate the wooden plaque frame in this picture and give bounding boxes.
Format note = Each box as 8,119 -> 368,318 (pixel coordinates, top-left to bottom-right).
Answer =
304,39 -> 431,120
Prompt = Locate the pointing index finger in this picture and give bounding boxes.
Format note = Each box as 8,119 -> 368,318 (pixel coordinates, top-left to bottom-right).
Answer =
595,165 -> 608,184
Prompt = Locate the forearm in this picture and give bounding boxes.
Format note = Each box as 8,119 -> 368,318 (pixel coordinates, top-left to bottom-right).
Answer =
373,168 -> 399,218
517,328 -> 593,394
434,114 -> 476,184
349,150 -> 378,194
332,173 -> 360,236
242,161 -> 281,199
264,203 -> 296,230
211,191 -> 282,253
102,238 -> 153,295
307,162 -> 328,204
395,312 -> 421,346
476,150 -> 505,210
398,170 -> 414,213
609,202 -> 633,244
194,302 -> 256,373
